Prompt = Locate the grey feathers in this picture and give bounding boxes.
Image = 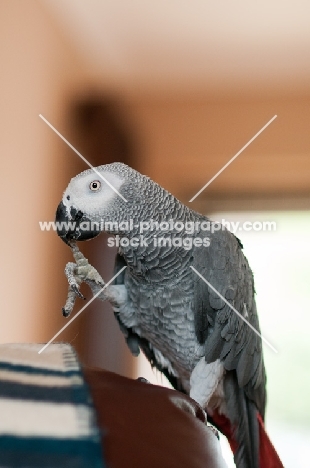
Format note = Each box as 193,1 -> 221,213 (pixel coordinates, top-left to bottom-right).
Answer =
58,163 -> 267,468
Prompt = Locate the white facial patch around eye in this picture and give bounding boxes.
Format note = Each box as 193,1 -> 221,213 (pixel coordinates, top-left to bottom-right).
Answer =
64,171 -> 124,216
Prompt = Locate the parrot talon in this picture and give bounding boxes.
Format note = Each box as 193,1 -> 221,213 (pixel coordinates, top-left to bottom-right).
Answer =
136,377 -> 150,384
62,307 -> 71,318
208,425 -> 220,440
71,283 -> 85,299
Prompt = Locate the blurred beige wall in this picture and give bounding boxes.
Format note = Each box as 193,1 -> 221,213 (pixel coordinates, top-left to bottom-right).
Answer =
128,96 -> 310,208
0,0 -> 94,343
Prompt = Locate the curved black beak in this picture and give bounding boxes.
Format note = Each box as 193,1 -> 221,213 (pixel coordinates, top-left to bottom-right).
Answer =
55,201 -> 100,244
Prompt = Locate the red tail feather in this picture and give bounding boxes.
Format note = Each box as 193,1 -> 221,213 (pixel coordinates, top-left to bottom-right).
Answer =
257,414 -> 284,468
211,411 -> 284,468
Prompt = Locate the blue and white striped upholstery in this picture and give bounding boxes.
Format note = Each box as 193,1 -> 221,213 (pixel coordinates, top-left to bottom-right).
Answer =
0,343 -> 104,468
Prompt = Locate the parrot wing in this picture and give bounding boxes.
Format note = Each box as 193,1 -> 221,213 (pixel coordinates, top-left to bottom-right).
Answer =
192,228 -> 265,405
192,227 -> 266,468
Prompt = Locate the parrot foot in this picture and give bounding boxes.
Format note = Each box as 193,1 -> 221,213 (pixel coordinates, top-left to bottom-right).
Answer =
62,242 -> 107,317
207,424 -> 220,440
64,262 -> 85,299
136,377 -> 150,384
62,261 -> 85,317
68,241 -> 105,287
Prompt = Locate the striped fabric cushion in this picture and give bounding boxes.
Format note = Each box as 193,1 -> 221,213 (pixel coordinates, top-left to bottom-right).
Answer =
0,343 -> 105,468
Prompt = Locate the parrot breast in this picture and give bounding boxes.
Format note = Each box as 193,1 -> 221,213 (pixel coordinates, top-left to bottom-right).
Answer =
118,273 -> 206,390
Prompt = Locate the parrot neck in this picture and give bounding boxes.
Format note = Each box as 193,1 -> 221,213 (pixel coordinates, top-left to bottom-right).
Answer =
115,199 -> 197,285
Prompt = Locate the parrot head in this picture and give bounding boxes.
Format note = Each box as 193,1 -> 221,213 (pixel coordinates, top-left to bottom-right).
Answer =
55,163 -> 150,244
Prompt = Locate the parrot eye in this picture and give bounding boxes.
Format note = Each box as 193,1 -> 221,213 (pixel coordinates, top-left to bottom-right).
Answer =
89,180 -> 101,192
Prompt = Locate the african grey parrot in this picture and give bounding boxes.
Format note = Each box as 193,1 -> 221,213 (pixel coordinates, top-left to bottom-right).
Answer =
56,163 -> 283,468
